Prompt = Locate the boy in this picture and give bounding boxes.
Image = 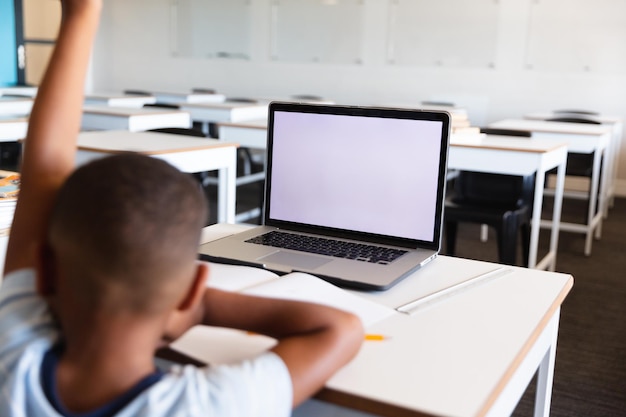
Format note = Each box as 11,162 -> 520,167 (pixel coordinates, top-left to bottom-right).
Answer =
0,1 -> 364,416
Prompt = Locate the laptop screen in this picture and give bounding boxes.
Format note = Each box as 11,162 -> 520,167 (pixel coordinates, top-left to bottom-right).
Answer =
265,103 -> 449,247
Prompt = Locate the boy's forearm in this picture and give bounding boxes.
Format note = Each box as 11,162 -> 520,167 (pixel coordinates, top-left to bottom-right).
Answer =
21,1 -> 102,181
5,1 -> 102,274
201,288 -> 364,406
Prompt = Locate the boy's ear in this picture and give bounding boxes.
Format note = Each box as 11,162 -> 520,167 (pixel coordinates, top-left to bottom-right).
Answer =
177,261 -> 210,312
34,242 -> 57,297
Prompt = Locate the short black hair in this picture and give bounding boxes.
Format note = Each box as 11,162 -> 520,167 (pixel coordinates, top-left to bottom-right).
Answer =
48,153 -> 208,314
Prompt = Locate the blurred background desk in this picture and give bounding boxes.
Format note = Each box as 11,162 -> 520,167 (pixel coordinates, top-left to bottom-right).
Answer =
81,106 -> 192,132
488,119 -> 612,256
76,130 -> 237,223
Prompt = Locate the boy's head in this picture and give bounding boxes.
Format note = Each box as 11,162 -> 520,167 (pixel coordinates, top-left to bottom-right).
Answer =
46,153 -> 208,316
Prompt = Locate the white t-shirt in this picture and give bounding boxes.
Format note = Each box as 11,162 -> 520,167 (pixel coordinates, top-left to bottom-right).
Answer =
0,269 -> 293,417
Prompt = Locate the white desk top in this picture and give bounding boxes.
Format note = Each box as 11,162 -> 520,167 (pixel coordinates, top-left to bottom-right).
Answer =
489,118 -> 612,136
217,119 -> 268,129
82,105 -> 187,117
0,117 -> 28,142
181,101 -> 268,110
524,111 -> 623,125
178,223 -> 574,417
85,93 -> 157,108
0,86 -> 37,97
152,91 -> 226,104
451,133 -> 568,153
0,97 -> 33,116
77,130 -> 235,155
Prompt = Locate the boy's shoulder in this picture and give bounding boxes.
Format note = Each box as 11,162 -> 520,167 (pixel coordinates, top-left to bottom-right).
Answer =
0,275 -> 292,417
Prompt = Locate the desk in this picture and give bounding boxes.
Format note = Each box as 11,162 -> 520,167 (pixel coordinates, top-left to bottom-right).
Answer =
180,102 -> 268,135
152,91 -> 226,105
0,97 -> 33,117
75,130 -> 237,223
488,119 -> 612,256
84,93 -> 157,108
174,223 -> 574,417
0,86 -> 37,97
0,117 -> 28,142
449,134 -> 568,271
524,111 -> 623,215
81,106 -> 192,132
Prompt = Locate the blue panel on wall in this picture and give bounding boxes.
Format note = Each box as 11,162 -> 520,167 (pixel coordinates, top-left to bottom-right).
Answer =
0,0 -> 18,86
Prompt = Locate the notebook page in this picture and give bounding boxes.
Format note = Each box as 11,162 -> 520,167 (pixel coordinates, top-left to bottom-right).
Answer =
242,272 -> 396,328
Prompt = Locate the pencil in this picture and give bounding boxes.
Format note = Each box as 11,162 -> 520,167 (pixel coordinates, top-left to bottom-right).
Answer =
364,334 -> 389,341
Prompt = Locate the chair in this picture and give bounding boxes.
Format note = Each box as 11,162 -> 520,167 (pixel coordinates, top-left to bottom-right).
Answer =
225,97 -> 258,103
290,94 -> 325,102
553,109 -> 600,116
123,89 -> 152,96
191,88 -> 217,94
545,116 -> 603,221
148,127 -> 205,137
444,129 -> 534,266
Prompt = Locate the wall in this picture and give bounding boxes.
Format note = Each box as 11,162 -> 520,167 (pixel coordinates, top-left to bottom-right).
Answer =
92,0 -> 626,194
0,0 -> 17,86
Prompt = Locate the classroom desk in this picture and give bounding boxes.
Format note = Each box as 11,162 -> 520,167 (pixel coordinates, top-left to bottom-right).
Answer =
0,117 -> 28,142
75,130 -> 237,223
84,93 -> 157,108
173,223 -> 574,417
152,91 -> 227,105
448,134 -> 567,271
488,119 -> 612,256
179,102 -> 268,135
0,86 -> 37,97
524,111 -> 623,215
81,106 -> 192,132
0,97 -> 33,117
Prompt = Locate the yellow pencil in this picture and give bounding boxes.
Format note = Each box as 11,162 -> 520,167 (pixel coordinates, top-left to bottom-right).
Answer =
364,334 -> 389,341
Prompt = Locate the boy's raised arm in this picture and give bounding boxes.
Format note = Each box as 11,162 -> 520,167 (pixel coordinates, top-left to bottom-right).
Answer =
4,0 -> 102,275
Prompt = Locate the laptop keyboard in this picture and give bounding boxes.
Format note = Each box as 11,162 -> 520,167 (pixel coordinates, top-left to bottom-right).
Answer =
246,231 -> 408,265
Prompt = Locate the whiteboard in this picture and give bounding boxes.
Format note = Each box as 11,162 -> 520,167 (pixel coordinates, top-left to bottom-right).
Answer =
387,0 -> 499,68
525,0 -> 626,73
271,0 -> 365,64
172,0 -> 252,59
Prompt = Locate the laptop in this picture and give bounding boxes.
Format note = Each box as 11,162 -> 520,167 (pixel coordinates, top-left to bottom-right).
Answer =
199,102 -> 450,290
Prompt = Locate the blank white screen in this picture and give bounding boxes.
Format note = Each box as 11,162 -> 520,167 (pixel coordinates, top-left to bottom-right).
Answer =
268,111 -> 444,242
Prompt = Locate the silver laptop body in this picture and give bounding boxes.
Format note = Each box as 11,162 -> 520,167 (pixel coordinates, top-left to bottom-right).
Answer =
199,102 -> 450,290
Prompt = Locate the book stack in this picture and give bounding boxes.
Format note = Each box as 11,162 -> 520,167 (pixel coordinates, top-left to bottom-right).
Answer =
0,172 -> 19,230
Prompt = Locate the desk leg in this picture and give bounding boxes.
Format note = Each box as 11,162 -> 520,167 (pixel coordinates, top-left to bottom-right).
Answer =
548,159 -> 565,272
585,150 -> 603,255
596,147 -> 610,240
529,168 -> 547,269
534,309 -> 560,417
217,147 -> 237,224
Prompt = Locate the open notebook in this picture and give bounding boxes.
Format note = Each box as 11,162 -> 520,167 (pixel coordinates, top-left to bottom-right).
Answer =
170,264 -> 396,365
200,102 -> 450,290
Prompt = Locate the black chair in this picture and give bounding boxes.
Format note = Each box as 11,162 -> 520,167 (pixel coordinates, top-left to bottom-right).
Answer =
290,94 -> 325,102
545,116 -> 603,220
191,88 -> 217,94
478,127 -> 532,137
225,97 -> 258,104
553,109 -> 600,117
148,127 -> 205,137
444,129 -> 534,266
123,89 -> 152,96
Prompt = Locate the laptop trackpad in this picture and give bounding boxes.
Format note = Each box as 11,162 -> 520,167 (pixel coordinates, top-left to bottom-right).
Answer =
258,251 -> 332,270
